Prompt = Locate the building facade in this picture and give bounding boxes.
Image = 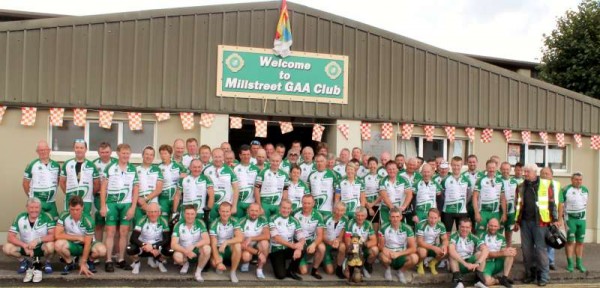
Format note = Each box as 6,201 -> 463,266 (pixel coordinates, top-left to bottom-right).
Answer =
0,2 -> 598,242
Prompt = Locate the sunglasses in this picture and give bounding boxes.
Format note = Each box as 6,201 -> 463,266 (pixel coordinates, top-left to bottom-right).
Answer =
74,138 -> 86,144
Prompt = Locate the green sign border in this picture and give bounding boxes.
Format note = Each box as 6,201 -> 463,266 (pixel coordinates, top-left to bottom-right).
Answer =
217,45 -> 349,104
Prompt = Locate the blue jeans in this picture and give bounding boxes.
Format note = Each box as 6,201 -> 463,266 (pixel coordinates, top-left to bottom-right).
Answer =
520,220 -> 550,283
547,247 -> 555,265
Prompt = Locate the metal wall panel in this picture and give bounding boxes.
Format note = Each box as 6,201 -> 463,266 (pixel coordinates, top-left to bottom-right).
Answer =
0,2 -> 599,134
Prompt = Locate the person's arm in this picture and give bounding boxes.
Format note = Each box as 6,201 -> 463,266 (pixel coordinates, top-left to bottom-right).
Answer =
231,182 -> 239,214
397,237 -> 417,257
253,186 -> 262,208
93,178 -> 100,194
7,232 -> 28,249
129,229 -> 144,247
127,184 -> 139,220
401,189 -> 413,211
172,187 -> 181,215
417,235 -> 437,251
210,235 -> 221,262
500,192 -> 507,222
145,180 -> 164,203
154,231 -> 170,249
312,227 -> 324,246
22,179 -> 31,197
55,224 -> 85,242
472,191 -> 480,220
377,232 -> 385,252
360,191 -> 366,208
196,231 -> 211,248
100,178 -> 108,217
226,228 -> 244,245
448,243 -> 467,265
78,234 -> 94,265
59,176 -> 67,194
558,203 -> 565,224
249,226 -> 270,242
207,186 -> 215,210
366,233 -> 377,248
171,237 -> 185,253
379,189 -> 393,209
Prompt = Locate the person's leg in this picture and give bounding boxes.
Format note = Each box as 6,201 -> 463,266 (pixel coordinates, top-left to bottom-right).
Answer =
520,221 -> 536,281
54,240 -> 72,262
416,247 -> 427,274
312,243 -> 326,275
401,254 -> 418,271
172,252 -> 186,265
41,242 -> 55,262
117,225 -> 130,263
367,245 -> 379,264
257,240 -> 269,270
503,256 -> 514,277
2,243 -> 23,259
269,249 -> 288,279
230,243 -> 241,282
575,220 -> 587,272
90,242 -> 107,260
533,225 -> 550,284
288,248 -> 306,276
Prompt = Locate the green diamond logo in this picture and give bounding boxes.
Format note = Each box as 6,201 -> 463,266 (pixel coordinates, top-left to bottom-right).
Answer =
325,61 -> 342,80
225,53 -> 245,73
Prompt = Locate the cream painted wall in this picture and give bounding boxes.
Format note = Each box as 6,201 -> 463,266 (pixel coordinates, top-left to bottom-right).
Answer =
333,120 -> 362,156
199,114 -> 229,149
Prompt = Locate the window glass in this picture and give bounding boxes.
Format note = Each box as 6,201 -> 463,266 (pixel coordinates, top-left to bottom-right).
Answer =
89,123 -> 119,152
123,122 -> 155,153
51,120 -> 84,152
397,138 -> 418,159
547,145 -> 567,170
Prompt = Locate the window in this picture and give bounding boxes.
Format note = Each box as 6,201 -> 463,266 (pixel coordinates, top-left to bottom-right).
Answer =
507,143 -> 568,171
396,136 -> 470,160
51,119 -> 156,155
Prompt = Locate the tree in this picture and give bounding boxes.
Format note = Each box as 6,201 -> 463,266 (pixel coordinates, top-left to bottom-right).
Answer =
539,0 -> 600,99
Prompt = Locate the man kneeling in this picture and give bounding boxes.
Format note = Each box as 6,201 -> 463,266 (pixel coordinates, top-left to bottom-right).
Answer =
209,202 -> 243,283
3,198 -> 55,283
479,218 -> 515,288
127,203 -> 172,274
449,218 -> 488,288
378,207 -> 418,283
239,203 -> 270,279
55,196 -> 107,276
171,205 -> 211,282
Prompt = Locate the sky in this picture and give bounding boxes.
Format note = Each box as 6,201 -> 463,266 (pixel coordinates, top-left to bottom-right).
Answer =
1,0 -> 582,62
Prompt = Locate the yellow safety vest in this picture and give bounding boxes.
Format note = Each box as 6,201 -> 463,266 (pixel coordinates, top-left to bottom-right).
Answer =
515,179 -> 553,223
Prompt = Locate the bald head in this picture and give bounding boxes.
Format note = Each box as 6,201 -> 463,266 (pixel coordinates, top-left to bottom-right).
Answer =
421,163 -> 433,180
36,140 -> 51,161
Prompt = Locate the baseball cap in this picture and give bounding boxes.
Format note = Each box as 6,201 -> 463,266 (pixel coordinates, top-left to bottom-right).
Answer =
250,140 -> 261,146
439,161 -> 449,169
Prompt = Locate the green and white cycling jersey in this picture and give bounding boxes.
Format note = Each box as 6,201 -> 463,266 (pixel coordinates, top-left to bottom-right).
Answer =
416,220 -> 446,245
399,171 -> 422,186
209,218 -> 241,246
287,180 -> 311,211
256,168 -> 290,206
413,179 -> 442,215
336,177 -> 365,214
377,166 -> 388,178
475,176 -> 505,213
513,177 -> 524,185
293,209 -> 325,243
60,158 -> 99,203
134,216 -> 170,244
379,175 -> 411,207
344,219 -> 375,243
269,214 -> 304,252
137,164 -> 164,202
433,174 -> 449,186
450,232 -> 484,259
363,173 -> 383,205
560,185 -> 590,220
279,159 -> 293,175
10,212 -> 55,244
462,170 -> 485,201
203,165 -> 238,205
178,174 -> 213,213
181,153 -> 199,168
307,169 -> 338,213
239,216 -> 269,238
356,165 -> 369,178
103,162 -> 139,204
233,163 -> 260,204
440,174 -> 472,214
24,159 -> 60,203
478,232 -> 506,253
501,177 -> 519,214
57,211 -> 95,241
333,163 -> 347,178
172,219 -> 207,248
378,222 -> 414,251
324,214 -> 349,242
299,162 -> 316,182
159,161 -> 187,201
93,157 -> 118,180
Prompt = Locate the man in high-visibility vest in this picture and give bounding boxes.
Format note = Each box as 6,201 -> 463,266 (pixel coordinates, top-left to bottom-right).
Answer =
513,164 -> 561,287
540,167 -> 560,271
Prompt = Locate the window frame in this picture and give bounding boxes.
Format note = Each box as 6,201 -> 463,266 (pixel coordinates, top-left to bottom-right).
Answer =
396,135 -> 471,161
507,142 -> 570,174
49,118 -> 157,161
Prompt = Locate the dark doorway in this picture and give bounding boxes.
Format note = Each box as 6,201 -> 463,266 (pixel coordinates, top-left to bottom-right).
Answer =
228,117 -> 331,155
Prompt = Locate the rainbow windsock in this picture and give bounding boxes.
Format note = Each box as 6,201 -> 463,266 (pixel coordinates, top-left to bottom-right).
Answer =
273,0 -> 293,57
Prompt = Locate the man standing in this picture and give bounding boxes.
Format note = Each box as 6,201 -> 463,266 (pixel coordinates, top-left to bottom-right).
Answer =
182,138 -> 200,168
254,153 -> 290,218
412,164 -> 442,224
352,147 -> 369,178
199,145 -> 212,168
92,142 -> 118,242
135,146 -> 164,222
300,147 -> 316,182
448,218 -> 488,288
500,162 -> 519,246
238,203 -> 270,279
23,141 -> 60,220
233,145 -> 260,218
294,195 -> 326,279
473,160 -> 507,234
307,154 -> 338,218
379,161 -> 413,226
3,198 -> 55,282
100,143 -> 139,272
209,202 -> 243,283
333,148 -> 351,178
378,152 -> 392,177
540,167 -> 560,271
55,196 -> 107,276
269,199 -> 306,280
344,207 -> 379,278
441,157 -> 472,235
203,148 -> 239,220
171,139 -> 186,165
60,140 -> 100,215
514,164 -> 560,286
462,155 -> 484,228
176,159 -> 214,220
559,172 -> 588,273
249,140 -> 261,165
378,207 -> 419,283
479,218 -> 515,288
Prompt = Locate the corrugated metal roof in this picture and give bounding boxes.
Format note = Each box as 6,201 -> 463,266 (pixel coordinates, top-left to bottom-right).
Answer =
0,1 -> 597,134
